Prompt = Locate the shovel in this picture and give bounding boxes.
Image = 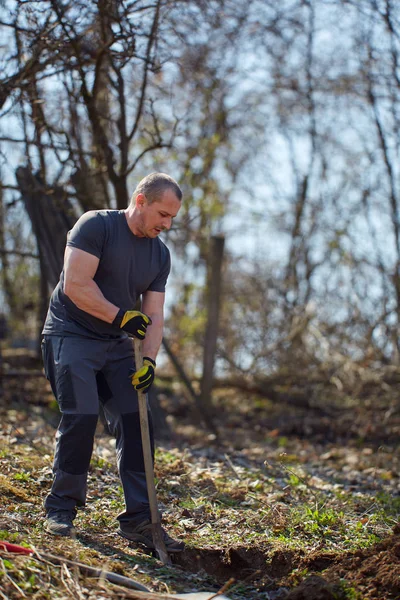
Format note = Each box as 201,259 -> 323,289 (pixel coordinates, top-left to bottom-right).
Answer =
134,338 -> 171,565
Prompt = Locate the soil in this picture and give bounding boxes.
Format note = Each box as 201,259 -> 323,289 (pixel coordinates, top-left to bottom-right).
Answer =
0,348 -> 399,599
172,535 -> 400,599
318,533 -> 400,600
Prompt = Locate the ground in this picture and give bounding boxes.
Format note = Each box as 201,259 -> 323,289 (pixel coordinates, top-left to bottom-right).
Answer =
0,349 -> 399,599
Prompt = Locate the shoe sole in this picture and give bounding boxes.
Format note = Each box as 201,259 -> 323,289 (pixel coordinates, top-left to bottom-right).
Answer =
117,529 -> 185,553
45,525 -> 75,537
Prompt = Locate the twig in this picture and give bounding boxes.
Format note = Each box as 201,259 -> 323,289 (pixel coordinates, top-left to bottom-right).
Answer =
0,587 -> 9,600
60,563 -> 76,598
0,556 -> 27,597
159,581 -> 171,595
223,570 -> 261,597
224,453 -> 241,480
207,577 -> 235,599
0,247 -> 39,259
33,549 -> 150,592
265,458 -> 321,508
69,564 -> 85,600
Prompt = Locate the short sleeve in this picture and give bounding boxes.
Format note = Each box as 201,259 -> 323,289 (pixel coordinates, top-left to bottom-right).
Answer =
148,247 -> 171,292
66,211 -> 106,259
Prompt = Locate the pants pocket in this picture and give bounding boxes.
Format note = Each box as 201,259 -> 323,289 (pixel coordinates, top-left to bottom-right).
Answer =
56,366 -> 76,411
41,337 -> 58,398
41,337 -> 50,380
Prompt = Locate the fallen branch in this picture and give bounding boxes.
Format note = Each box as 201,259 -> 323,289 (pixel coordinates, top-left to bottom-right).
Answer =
33,550 -> 150,593
0,542 -> 149,593
1,543 -> 233,598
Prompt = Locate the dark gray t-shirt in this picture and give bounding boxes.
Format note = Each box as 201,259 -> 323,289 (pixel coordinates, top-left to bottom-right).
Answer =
42,210 -> 171,339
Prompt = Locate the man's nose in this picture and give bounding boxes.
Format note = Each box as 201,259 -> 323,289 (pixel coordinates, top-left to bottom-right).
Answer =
162,216 -> 172,230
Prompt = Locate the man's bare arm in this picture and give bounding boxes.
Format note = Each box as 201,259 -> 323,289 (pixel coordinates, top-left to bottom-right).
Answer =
141,290 -> 165,361
63,246 -> 119,323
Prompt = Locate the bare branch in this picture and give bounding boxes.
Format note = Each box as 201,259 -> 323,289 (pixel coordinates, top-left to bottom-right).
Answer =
128,0 -> 161,141
0,247 -> 39,259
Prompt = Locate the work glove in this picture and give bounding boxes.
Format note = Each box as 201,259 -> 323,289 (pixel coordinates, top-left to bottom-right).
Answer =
130,357 -> 156,392
113,309 -> 152,340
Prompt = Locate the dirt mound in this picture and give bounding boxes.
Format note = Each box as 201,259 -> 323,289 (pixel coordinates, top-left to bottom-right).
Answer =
319,532 -> 400,600
283,531 -> 400,599
174,533 -> 400,599
284,575 -> 344,600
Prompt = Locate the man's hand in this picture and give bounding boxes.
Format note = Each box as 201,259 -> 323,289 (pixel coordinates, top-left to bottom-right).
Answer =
130,357 -> 156,392
113,309 -> 152,340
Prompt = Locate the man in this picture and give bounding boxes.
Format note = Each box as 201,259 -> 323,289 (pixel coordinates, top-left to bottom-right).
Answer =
41,172 -> 184,552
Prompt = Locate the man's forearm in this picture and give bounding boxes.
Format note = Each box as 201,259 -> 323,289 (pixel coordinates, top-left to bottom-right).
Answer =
142,314 -> 164,361
64,279 -> 119,323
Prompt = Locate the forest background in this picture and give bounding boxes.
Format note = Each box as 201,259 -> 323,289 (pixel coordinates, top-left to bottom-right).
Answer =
1,0 -> 400,382
0,2 -> 400,599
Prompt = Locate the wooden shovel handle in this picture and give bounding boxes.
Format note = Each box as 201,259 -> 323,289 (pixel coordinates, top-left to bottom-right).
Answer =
133,338 -> 170,565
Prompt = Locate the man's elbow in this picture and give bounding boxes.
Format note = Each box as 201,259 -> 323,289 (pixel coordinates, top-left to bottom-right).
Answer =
63,276 -> 83,305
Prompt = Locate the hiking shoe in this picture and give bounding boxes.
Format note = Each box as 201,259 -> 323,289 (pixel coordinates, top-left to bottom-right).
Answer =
45,512 -> 75,537
118,519 -> 185,553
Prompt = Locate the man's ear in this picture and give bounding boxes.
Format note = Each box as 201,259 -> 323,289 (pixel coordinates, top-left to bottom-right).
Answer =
136,193 -> 146,208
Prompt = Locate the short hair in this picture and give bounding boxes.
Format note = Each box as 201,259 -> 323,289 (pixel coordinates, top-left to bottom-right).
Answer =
131,172 -> 182,205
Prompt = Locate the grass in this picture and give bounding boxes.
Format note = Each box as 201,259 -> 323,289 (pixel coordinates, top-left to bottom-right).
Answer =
1,439 -> 396,555
0,387 -> 399,599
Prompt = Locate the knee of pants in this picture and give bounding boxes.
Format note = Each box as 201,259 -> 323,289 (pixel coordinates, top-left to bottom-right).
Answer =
118,412 -> 154,472
55,414 -> 98,475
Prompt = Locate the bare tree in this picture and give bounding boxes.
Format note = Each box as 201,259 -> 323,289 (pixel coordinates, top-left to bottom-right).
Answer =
3,0 -> 400,408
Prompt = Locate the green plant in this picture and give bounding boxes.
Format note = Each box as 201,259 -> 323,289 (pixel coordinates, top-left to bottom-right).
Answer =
289,473 -> 301,487
305,508 -> 343,527
336,578 -> 364,599
13,472 -> 30,481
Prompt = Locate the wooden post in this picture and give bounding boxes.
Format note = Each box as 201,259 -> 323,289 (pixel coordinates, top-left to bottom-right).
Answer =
200,235 -> 225,416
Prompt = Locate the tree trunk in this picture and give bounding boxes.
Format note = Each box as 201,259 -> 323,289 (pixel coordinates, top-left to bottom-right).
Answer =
162,336 -> 218,435
0,183 -> 17,311
16,167 -> 75,289
200,235 -> 225,416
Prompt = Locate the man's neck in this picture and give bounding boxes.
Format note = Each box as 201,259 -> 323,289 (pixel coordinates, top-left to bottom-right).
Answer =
124,206 -> 144,237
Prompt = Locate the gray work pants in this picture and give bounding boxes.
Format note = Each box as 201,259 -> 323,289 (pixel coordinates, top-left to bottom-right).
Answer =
41,335 -> 154,525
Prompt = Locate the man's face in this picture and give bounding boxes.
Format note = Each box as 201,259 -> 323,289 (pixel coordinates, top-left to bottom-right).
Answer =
136,189 -> 181,238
